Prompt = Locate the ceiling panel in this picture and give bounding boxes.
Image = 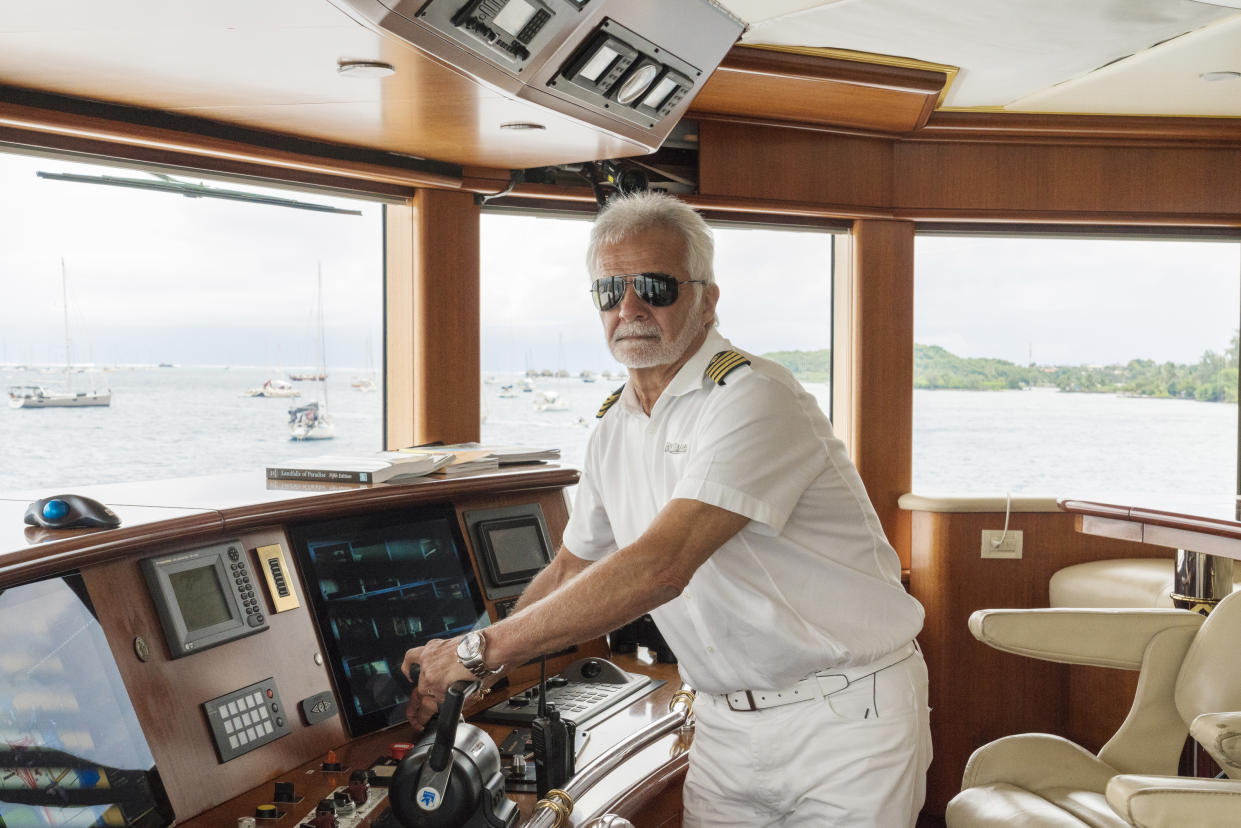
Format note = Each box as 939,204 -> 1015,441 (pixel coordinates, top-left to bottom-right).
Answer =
1011,15 -> 1241,116
734,0 -> 1237,109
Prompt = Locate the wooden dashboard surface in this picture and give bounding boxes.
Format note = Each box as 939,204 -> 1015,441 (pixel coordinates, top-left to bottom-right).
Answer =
0,465 -> 703,827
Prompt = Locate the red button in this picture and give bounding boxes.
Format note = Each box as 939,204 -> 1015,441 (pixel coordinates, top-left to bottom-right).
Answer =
390,742 -> 413,760
266,689 -> 274,698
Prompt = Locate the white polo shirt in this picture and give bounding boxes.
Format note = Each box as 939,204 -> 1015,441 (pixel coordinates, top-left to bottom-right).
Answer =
562,329 -> 924,695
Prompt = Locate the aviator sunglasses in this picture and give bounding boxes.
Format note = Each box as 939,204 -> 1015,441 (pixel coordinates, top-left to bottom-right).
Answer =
590,272 -> 706,311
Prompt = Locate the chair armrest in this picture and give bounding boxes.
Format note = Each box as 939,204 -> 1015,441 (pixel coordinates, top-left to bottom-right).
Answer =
1191,712 -> 1241,779
968,608 -> 1203,669
1106,774 -> 1241,827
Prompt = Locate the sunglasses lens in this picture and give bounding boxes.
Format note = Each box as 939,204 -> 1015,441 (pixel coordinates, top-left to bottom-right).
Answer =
591,277 -> 622,311
635,274 -> 677,307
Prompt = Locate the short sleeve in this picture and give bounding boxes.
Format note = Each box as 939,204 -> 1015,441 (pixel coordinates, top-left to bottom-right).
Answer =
672,374 -> 829,534
561,432 -> 619,561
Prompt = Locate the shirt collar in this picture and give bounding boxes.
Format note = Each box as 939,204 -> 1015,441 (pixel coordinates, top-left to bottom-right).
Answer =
620,327 -> 731,412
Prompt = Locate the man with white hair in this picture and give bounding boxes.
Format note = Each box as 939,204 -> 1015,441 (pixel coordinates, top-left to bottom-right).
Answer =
404,191 -> 931,826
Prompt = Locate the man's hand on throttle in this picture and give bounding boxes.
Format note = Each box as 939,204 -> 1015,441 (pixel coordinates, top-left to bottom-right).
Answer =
401,637 -> 475,737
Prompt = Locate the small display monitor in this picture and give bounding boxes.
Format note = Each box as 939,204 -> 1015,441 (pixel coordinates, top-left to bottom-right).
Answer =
141,540 -> 268,659
0,572 -> 174,827
463,504 -> 553,599
287,504 -> 490,736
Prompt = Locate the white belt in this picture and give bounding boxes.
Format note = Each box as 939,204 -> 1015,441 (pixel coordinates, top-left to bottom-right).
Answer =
722,642 -> 917,712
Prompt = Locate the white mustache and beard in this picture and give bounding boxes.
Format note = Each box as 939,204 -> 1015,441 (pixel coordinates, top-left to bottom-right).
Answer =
609,313 -> 705,369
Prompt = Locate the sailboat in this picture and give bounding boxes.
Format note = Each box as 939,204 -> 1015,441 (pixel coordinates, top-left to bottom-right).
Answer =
289,267 -> 334,440
351,334 -> 378,391
8,258 -> 111,408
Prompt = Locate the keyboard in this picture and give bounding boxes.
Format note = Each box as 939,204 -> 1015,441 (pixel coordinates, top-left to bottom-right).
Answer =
479,657 -> 654,729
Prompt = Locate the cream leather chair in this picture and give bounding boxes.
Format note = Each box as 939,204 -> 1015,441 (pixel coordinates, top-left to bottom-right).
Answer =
1050,558 -> 1241,609
946,590 -> 1241,827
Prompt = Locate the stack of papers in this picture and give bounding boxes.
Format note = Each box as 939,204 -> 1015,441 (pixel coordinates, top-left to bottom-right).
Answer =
265,451 -> 454,484
400,443 -> 560,475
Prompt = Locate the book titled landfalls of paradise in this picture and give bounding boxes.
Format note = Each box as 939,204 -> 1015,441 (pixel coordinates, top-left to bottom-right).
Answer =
265,451 -> 454,484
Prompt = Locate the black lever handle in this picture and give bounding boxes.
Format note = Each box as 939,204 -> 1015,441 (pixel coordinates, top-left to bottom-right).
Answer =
428,679 -> 478,772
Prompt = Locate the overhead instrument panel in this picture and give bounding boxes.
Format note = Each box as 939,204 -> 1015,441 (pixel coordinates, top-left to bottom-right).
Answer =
328,0 -> 745,153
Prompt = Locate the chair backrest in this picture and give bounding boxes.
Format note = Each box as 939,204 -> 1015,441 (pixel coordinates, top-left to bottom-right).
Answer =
1176,590 -> 1241,725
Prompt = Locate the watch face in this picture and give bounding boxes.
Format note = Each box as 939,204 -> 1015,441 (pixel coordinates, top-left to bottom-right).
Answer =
458,631 -> 481,659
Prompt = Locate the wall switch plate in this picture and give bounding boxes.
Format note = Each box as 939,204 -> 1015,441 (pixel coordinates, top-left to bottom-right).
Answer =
981,529 -> 1023,559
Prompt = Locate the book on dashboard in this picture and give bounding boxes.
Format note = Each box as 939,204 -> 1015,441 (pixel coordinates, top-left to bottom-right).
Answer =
400,442 -> 561,468
265,451 -> 454,484
398,446 -> 500,476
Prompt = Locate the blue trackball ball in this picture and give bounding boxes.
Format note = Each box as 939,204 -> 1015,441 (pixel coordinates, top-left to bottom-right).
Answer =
42,499 -> 70,521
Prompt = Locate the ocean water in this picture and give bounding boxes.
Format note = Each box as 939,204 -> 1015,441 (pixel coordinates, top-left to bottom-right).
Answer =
914,386 -> 1238,509
2,368 -> 1236,511
0,366 -> 385,492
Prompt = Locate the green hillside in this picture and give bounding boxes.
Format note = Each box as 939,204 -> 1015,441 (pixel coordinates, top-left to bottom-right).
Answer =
761,333 -> 1240,402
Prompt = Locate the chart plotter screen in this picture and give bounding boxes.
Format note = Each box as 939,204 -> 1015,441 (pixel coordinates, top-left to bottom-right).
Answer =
0,573 -> 173,827
288,504 -> 490,736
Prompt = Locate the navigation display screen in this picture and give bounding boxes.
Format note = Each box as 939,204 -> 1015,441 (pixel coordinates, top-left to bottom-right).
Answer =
169,564 -> 232,632
0,573 -> 173,827
287,504 -> 489,736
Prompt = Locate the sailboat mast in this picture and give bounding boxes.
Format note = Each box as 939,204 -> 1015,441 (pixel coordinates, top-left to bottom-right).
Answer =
61,257 -> 72,392
317,265 -> 327,410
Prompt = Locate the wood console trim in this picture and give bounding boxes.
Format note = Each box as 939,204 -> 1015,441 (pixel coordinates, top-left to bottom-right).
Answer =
84,526 -> 350,821
0,467 -> 580,587
0,509 -> 223,589
217,468 -> 581,531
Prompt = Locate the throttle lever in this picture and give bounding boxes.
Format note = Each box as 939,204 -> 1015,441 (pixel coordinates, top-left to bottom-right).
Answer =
428,679 -> 479,772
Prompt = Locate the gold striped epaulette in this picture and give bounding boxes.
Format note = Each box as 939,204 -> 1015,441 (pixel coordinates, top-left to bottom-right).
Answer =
596,384 -> 625,418
705,350 -> 751,385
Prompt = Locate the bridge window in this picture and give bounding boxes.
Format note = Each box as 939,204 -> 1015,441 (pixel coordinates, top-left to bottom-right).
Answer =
0,150 -> 384,490
479,210 -> 835,471
912,232 -> 1241,508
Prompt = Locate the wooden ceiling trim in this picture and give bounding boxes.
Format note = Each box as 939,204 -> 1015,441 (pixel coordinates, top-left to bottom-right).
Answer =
713,46 -> 947,95
892,208 -> 1241,228
0,124 -> 421,200
918,110 -> 1241,145
0,96 -> 463,191
692,45 -> 948,134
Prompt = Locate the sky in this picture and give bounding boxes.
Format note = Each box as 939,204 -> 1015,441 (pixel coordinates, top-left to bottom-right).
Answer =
916,234 -> 1241,367
2,149 -> 1239,372
0,151 -> 384,370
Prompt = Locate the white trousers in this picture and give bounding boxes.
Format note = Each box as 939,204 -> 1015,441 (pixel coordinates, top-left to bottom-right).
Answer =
682,650 -> 932,828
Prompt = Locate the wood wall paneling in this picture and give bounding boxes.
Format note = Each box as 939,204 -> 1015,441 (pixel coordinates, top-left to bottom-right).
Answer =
384,202 -> 416,451
697,121 -> 894,209
850,220 -> 914,566
894,142 -> 1241,220
908,509 -> 1175,815
695,116 -> 1241,226
385,189 -> 486,450
411,188 -> 482,445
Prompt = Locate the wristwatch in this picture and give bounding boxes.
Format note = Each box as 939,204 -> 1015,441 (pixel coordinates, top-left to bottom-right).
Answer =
456,630 -> 504,678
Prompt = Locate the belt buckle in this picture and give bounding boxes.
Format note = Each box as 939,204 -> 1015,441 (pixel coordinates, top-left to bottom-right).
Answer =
725,690 -> 759,712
